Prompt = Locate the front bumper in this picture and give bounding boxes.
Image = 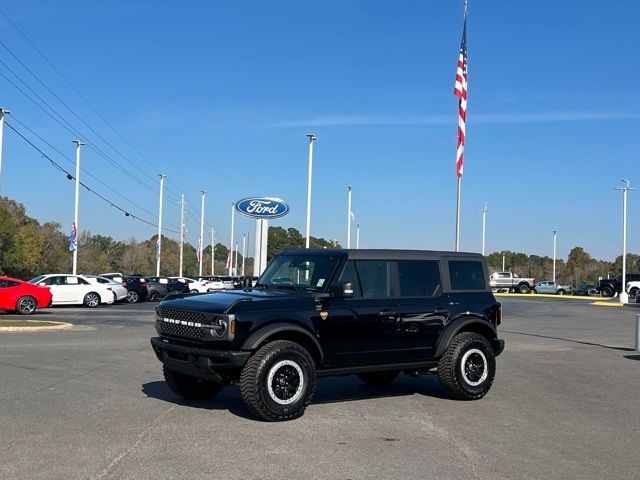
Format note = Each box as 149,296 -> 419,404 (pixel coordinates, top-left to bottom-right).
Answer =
150,337 -> 250,380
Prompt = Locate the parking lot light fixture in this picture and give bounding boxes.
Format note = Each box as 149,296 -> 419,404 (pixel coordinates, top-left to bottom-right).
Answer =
347,185 -> 353,248
305,134 -> 316,248
0,107 -> 11,194
156,174 -> 166,277
199,191 -> 206,277
72,140 -> 84,275
616,180 -> 634,304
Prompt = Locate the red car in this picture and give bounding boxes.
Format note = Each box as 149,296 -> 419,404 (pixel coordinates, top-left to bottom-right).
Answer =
0,275 -> 53,315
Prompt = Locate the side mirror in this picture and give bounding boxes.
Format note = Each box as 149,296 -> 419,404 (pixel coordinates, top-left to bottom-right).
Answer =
242,276 -> 253,289
330,282 -> 354,298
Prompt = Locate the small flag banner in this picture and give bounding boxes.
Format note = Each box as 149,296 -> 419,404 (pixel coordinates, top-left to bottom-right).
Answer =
68,221 -> 77,252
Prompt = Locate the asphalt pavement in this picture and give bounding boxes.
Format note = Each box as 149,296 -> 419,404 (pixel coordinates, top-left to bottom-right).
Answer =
0,297 -> 639,480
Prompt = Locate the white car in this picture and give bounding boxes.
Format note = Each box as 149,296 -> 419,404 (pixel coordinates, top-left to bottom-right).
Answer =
172,277 -> 211,294
626,281 -> 640,298
28,274 -> 114,307
85,275 -> 128,302
195,276 -> 225,291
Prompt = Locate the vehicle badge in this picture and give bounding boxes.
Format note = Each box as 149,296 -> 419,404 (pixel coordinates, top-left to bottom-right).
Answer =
320,311 -> 329,321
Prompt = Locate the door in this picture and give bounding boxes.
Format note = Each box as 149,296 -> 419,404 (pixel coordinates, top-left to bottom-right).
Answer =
394,260 -> 447,362
65,276 -> 90,303
40,276 -> 67,303
318,260 -> 408,366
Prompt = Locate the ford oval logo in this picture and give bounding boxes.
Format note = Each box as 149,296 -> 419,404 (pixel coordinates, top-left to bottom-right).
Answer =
235,197 -> 290,219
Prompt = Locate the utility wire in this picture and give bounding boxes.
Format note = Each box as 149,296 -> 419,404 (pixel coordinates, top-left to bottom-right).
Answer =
5,120 -> 180,235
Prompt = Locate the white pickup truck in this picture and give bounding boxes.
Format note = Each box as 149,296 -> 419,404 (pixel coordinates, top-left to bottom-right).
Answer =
489,271 -> 537,294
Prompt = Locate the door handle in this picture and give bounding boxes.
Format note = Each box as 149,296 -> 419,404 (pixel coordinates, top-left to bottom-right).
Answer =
434,308 -> 449,315
378,310 -> 398,317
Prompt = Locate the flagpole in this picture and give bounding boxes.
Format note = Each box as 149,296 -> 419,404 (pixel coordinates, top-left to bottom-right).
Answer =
179,193 -> 184,277
454,0 -> 468,252
455,178 -> 461,251
229,202 -> 236,275
72,140 -> 84,275
199,190 -> 206,277
156,174 -> 165,277
211,227 -> 215,275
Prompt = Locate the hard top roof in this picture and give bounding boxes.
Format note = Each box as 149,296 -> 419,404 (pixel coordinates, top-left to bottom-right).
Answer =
278,248 -> 484,260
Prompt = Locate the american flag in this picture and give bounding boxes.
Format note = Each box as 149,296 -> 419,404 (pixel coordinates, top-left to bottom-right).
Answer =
226,250 -> 232,269
196,238 -> 202,262
68,221 -> 77,252
156,237 -> 161,259
454,10 -> 468,178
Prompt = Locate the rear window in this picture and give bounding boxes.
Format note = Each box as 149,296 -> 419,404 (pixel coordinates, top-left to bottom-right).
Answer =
449,260 -> 486,290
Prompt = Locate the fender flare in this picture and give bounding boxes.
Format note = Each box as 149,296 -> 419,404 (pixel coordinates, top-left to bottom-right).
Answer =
434,316 -> 497,358
241,322 -> 324,363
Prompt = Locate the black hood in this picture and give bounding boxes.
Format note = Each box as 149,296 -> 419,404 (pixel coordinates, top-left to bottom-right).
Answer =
158,288 -> 310,314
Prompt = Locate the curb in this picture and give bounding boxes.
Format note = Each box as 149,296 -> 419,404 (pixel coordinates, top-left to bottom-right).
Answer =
591,301 -> 624,308
494,293 -> 606,301
0,320 -> 74,332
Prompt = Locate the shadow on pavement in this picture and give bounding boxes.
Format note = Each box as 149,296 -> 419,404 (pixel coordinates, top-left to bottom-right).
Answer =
623,354 -> 640,361
141,374 -> 448,421
501,329 -> 635,352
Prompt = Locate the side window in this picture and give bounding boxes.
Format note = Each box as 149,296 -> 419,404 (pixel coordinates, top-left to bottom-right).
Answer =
97,278 -> 108,284
0,280 -> 8,288
397,260 -> 441,297
337,261 -> 362,298
66,276 -> 80,285
449,260 -> 487,290
46,276 -> 65,286
77,278 -> 89,285
356,261 -> 393,298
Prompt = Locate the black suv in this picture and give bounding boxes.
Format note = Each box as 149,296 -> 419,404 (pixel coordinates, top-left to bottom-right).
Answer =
598,273 -> 640,297
151,249 -> 504,421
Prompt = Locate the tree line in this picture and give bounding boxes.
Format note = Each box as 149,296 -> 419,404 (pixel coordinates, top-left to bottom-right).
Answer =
0,197 -> 340,280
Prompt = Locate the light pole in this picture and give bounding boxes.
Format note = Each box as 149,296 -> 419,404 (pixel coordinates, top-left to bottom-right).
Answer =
179,193 -> 185,277
347,185 -> 353,248
477,202 -> 489,255
552,229 -> 557,283
305,134 -> 316,248
71,140 -> 84,275
229,202 -> 236,275
199,190 -> 206,277
235,242 -> 239,274
0,108 -> 11,194
502,253 -> 505,271
155,174 -> 165,277
617,180 -> 634,303
356,224 -> 360,249
241,233 -> 246,276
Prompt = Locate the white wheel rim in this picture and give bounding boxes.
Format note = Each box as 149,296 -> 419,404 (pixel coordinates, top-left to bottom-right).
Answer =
266,360 -> 305,405
460,348 -> 488,387
87,294 -> 99,307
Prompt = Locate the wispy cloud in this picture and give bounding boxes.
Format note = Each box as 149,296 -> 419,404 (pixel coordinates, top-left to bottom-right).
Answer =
271,111 -> 640,128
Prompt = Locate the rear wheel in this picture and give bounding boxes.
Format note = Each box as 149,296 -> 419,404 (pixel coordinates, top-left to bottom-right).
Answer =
601,286 -> 614,297
83,292 -> 100,308
437,332 -> 496,400
357,370 -> 400,386
16,296 -> 37,315
240,340 -> 316,421
163,367 -> 223,399
518,284 -> 530,294
127,290 -> 139,303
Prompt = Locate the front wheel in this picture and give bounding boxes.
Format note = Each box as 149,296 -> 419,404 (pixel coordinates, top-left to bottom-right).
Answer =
163,367 -> 223,399
601,286 -> 614,297
357,370 -> 400,386
240,340 -> 316,421
557,289 -> 566,295
518,284 -> 530,294
16,296 -> 37,315
83,292 -> 101,308
437,332 -> 496,400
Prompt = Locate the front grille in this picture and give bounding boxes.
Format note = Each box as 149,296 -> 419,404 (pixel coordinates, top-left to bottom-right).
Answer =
156,307 -> 206,340
159,321 -> 205,340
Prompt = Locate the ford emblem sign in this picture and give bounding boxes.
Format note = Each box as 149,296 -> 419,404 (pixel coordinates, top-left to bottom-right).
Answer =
235,197 -> 290,219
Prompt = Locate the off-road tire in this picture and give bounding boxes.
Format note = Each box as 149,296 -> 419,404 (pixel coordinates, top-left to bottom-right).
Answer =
83,292 -> 100,308
601,286 -> 614,297
16,295 -> 37,315
357,370 -> 400,386
163,366 -> 223,400
240,340 -> 316,422
437,332 -> 496,400
518,283 -> 530,294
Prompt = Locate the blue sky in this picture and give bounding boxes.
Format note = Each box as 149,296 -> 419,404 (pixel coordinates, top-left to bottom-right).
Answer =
0,0 -> 638,261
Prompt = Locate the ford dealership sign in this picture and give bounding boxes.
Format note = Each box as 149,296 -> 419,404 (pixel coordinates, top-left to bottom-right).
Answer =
235,197 -> 290,219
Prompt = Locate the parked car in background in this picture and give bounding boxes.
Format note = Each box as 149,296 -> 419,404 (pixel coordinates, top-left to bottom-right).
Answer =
533,281 -> 572,295
489,271 -> 537,293
100,272 -> 125,284
146,281 -> 168,302
625,280 -> 640,298
28,274 -> 113,307
122,276 -> 149,303
85,275 -> 128,302
171,277 -> 210,294
195,276 -> 225,291
145,276 -> 190,296
599,274 -> 640,297
574,283 -> 598,296
218,276 -> 235,290
0,275 -> 52,315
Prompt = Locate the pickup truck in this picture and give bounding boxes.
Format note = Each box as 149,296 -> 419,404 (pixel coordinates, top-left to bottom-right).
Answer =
533,280 -> 572,295
599,273 -> 640,297
489,271 -> 536,294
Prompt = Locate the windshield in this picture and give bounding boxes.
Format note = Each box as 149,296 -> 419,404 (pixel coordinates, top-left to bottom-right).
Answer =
258,254 -> 342,291
28,275 -> 45,284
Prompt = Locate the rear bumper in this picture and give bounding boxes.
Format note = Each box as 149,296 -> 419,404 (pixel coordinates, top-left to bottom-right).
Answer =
150,337 -> 250,380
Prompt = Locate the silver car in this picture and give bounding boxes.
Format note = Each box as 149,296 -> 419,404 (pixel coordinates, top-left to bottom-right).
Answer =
534,281 -> 572,295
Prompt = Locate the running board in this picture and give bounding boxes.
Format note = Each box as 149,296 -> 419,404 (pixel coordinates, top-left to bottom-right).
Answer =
317,361 -> 438,377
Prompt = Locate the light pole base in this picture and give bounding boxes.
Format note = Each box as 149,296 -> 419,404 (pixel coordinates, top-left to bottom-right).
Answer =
619,292 -> 629,304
